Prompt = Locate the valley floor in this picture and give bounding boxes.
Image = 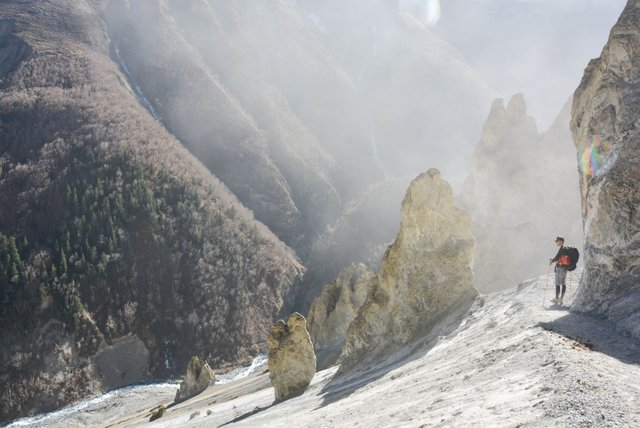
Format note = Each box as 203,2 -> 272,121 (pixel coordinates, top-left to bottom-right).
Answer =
11,271 -> 640,427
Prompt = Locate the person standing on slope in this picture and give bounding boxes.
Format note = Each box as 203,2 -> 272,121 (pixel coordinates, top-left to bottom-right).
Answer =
549,236 -> 572,305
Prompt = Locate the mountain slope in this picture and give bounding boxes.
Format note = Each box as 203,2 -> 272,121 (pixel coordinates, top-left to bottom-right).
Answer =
0,0 -> 302,420
34,272 -> 640,427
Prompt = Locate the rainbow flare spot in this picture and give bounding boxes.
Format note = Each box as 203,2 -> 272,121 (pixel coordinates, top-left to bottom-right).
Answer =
581,135 -> 610,177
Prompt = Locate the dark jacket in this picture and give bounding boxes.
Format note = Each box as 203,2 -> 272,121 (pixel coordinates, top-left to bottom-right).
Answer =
551,246 -> 572,267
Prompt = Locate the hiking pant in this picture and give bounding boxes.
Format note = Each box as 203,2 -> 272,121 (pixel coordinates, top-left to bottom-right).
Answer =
555,266 -> 567,298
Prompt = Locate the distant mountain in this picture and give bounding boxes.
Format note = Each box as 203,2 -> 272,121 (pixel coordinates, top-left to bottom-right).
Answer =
459,94 -> 582,292
0,0 -> 302,420
296,0 -> 496,187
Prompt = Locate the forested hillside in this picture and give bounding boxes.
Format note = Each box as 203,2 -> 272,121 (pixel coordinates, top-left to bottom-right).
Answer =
0,0 -> 302,419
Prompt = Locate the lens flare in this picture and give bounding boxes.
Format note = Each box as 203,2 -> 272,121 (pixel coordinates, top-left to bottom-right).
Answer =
581,135 -> 611,177
398,0 -> 441,27
425,0 -> 442,27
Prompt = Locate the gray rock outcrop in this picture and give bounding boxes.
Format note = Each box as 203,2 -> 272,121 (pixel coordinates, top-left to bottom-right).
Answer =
459,94 -> 582,292
570,0 -> 640,339
174,356 -> 216,403
267,313 -> 316,402
307,264 -> 375,370
340,169 -> 477,370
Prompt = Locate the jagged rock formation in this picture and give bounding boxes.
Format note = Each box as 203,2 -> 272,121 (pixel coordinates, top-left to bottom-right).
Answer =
570,0 -> 640,339
174,356 -> 216,403
307,264 -> 374,370
267,313 -> 316,402
0,0 -> 303,420
340,170 -> 477,370
459,94 -> 582,292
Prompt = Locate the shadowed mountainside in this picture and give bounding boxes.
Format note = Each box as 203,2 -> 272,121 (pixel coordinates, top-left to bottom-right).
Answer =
0,0 -> 302,420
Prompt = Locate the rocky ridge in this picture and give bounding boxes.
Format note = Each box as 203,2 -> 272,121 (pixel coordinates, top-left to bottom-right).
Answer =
340,169 -> 477,370
570,0 -> 640,340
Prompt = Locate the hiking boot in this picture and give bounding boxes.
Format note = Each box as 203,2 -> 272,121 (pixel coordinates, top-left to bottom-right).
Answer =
551,298 -> 559,304
559,298 -> 563,306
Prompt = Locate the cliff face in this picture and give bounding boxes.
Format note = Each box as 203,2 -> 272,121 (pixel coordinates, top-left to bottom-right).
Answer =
0,0 -> 302,420
570,0 -> 640,339
459,94 -> 583,292
340,170 -> 477,370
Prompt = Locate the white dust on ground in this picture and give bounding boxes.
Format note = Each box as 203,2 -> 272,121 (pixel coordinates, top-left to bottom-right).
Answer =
16,270 -> 640,427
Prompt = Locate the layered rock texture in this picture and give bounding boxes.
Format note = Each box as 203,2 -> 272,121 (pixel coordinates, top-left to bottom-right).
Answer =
174,356 -> 216,403
459,94 -> 582,292
307,264 -> 375,370
340,170 -> 477,370
0,0 -> 302,420
267,313 -> 316,402
570,0 -> 640,339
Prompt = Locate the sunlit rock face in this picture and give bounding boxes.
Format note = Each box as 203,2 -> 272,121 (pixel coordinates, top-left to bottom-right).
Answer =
267,313 -> 316,402
570,0 -> 640,339
459,94 -> 582,292
307,264 -> 374,370
340,170 -> 477,370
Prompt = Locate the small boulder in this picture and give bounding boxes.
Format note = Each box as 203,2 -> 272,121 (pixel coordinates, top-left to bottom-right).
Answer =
174,356 -> 215,403
149,405 -> 165,422
268,312 -> 316,402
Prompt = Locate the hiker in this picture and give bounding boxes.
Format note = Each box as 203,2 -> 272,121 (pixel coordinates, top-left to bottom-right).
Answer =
549,236 -> 571,305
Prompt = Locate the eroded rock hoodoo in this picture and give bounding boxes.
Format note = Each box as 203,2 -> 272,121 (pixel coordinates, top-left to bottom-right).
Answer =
267,312 -> 316,402
307,264 -> 375,370
174,356 -> 216,403
570,0 -> 640,339
340,169 -> 477,370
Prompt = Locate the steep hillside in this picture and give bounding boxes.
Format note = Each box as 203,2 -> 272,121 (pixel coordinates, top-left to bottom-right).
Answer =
0,0 -> 302,420
102,0 -> 384,253
459,94 -> 582,292
28,273 -> 640,427
570,0 -> 640,340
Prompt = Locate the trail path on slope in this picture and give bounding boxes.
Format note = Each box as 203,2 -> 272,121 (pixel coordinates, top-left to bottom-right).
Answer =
26,272 -> 640,427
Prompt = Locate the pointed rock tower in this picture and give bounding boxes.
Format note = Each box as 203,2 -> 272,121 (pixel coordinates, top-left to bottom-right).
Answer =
339,169 -> 477,370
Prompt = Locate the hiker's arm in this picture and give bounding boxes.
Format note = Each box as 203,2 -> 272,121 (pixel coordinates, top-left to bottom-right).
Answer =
550,249 -> 562,264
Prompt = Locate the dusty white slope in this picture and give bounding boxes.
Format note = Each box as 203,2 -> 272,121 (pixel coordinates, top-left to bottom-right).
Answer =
13,271 -> 640,427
